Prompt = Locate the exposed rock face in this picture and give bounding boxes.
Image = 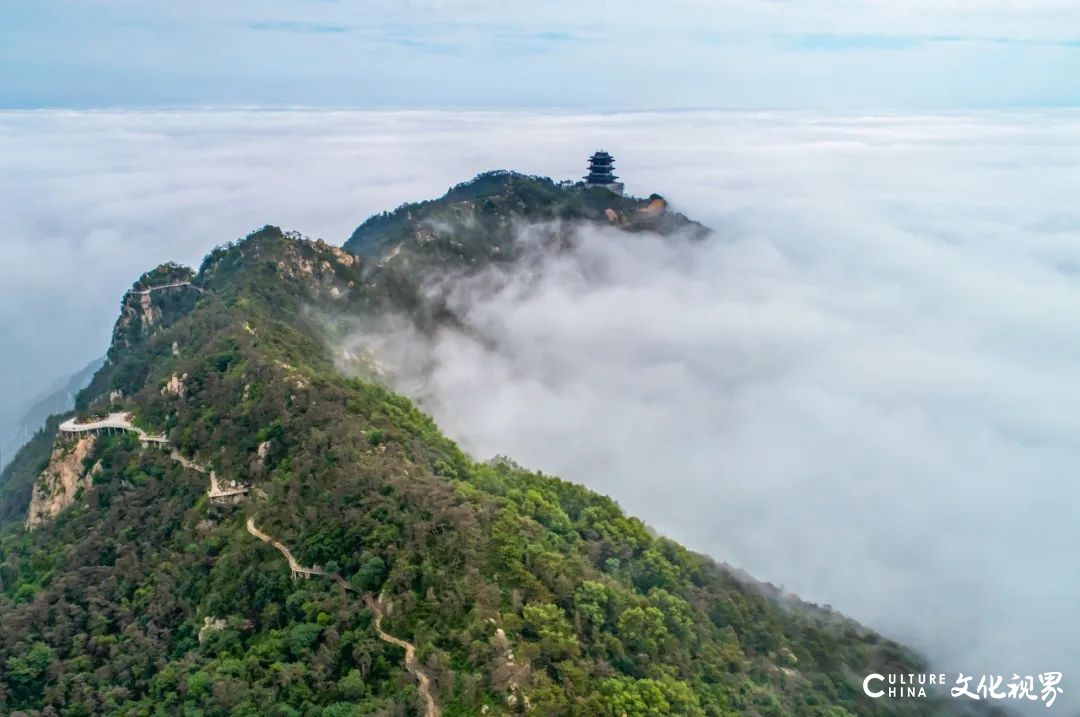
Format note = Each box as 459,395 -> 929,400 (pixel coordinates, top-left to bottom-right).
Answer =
273,235 -> 358,301
25,435 -> 97,528
198,616 -> 228,643
492,626 -> 530,709
637,196 -> 667,216
138,292 -> 156,328
109,263 -> 198,359
320,240 -> 358,267
161,373 -> 187,398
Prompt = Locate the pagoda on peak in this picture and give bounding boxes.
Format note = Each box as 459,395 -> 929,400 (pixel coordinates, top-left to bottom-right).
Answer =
583,150 -> 624,195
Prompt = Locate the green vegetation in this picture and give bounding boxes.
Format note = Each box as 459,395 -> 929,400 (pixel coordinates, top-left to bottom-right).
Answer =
0,178 -> 980,716
0,418 -> 58,527
345,171 -> 708,276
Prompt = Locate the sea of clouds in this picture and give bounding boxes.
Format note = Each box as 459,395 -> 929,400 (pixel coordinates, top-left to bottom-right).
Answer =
2,109 -> 1079,702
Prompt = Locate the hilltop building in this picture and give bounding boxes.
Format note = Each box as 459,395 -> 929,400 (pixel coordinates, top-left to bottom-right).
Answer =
584,150 -> 624,195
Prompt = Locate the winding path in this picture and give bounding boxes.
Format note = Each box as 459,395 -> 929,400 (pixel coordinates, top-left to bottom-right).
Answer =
364,592 -> 441,717
245,517 -> 440,717
246,516 -> 326,579
61,416 -> 247,500
64,412 -> 435,713
171,450 -> 249,499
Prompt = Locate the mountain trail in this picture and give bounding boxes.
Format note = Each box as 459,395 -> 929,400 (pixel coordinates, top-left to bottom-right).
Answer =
169,449 -> 249,499
364,592 -> 441,717
245,517 -> 439,717
245,516 -> 324,578
169,450 -> 205,473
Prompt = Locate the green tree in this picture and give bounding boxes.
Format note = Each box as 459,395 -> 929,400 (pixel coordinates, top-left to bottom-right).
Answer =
523,603 -> 579,661
573,580 -> 611,635
4,641 -> 54,702
616,606 -> 669,656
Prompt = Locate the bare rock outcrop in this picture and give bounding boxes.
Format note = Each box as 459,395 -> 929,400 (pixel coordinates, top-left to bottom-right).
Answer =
161,373 -> 187,398
25,435 -> 98,528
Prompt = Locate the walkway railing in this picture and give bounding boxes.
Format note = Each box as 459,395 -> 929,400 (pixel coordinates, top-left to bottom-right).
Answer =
125,280 -> 206,296
59,413 -> 168,446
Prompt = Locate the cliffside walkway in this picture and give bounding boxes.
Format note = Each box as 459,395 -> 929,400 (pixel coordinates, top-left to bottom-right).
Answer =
126,280 -> 206,296
170,450 -> 249,500
57,417 -> 247,502
59,413 -> 168,446
169,450 -> 205,473
208,470 -> 249,499
246,517 -> 440,717
246,517 -> 327,580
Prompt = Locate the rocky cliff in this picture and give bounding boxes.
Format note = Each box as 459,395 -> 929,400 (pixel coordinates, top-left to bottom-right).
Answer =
24,435 -> 98,528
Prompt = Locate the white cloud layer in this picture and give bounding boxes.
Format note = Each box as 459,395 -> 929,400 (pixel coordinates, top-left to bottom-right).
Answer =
3,109 -> 1080,703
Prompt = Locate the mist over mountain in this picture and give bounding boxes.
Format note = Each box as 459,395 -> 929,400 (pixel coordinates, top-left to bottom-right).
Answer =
327,157 -> 1080,701
0,170 -> 1006,714
0,358 -> 102,471
1,109 -> 1078,713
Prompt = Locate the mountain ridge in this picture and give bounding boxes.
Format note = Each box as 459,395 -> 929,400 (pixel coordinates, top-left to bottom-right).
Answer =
0,175 -> 992,716
345,171 -> 708,265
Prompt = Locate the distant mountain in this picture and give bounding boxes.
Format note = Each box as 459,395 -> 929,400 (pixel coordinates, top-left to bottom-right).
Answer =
0,174 -> 995,716
0,357 -> 102,470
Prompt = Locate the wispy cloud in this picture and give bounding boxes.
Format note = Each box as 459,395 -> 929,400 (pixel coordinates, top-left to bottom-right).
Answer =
780,31 -> 1080,52
491,29 -> 580,43
5,1 -> 1080,108
782,33 -> 924,52
247,19 -> 348,33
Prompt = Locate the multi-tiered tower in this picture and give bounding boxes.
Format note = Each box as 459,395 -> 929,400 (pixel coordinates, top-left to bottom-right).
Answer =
584,151 -> 624,195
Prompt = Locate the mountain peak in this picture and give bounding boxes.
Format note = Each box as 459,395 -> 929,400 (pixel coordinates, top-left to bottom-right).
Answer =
344,170 -> 709,266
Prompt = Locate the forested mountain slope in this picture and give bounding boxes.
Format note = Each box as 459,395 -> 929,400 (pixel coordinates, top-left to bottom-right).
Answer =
0,175 -> 994,717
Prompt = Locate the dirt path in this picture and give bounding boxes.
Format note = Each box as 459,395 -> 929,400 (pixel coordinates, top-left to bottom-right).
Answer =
245,517 -> 439,717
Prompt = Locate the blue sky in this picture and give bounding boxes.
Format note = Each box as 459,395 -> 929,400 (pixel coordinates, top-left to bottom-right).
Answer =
3,0 -> 1080,109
